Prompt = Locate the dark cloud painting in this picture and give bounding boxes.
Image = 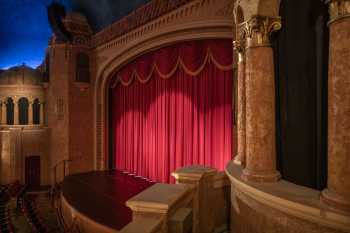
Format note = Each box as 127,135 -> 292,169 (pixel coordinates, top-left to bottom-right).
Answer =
0,0 -> 150,69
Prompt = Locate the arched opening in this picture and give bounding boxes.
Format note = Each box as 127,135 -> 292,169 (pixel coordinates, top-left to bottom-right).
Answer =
19,97 -> 29,125
94,19 -> 234,171
274,0 -> 329,190
33,99 -> 40,125
6,98 -> 14,125
108,39 -> 234,183
76,52 -> 90,83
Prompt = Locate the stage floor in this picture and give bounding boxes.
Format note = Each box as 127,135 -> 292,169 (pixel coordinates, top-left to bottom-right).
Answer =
62,170 -> 155,230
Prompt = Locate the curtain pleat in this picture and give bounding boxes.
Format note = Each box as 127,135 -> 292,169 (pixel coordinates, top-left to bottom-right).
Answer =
111,39 -> 234,183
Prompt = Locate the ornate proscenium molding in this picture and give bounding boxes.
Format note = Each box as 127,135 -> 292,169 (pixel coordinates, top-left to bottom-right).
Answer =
237,16 -> 281,48
91,0 -> 195,48
327,0 -> 350,24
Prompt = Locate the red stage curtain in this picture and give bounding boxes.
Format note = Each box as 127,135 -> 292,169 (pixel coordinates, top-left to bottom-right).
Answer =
111,39 -> 233,183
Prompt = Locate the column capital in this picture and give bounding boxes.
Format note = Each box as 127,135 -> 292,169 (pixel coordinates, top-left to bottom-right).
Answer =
326,0 -> 350,24
238,15 -> 282,48
12,96 -> 20,103
28,97 -> 35,105
0,98 -> 5,104
233,40 -> 246,62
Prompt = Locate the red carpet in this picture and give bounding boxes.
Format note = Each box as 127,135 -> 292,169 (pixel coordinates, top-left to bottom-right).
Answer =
62,170 -> 155,230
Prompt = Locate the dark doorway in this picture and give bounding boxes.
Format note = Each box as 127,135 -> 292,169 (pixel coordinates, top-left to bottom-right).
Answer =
274,0 -> 328,190
25,156 -> 41,187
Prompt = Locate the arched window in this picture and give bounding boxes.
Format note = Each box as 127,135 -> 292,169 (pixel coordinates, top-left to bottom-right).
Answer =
19,97 -> 29,125
33,99 -> 40,125
76,52 -> 90,83
6,98 -> 14,125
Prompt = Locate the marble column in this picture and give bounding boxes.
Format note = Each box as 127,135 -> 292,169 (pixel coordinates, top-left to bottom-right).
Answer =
28,98 -> 33,125
321,0 -> 350,213
1,99 -> 7,125
233,40 -> 246,167
13,97 -> 19,125
239,16 -> 281,182
40,101 -> 45,126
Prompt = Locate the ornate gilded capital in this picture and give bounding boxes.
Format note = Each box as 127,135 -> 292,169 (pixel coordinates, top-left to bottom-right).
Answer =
238,15 -> 282,48
327,0 -> 350,24
12,96 -> 19,104
233,40 -> 245,62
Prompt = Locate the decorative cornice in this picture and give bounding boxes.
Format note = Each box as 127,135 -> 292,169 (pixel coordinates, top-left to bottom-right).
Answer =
327,0 -> 350,24
93,0 -> 232,54
237,15 -> 281,48
91,0 -> 194,48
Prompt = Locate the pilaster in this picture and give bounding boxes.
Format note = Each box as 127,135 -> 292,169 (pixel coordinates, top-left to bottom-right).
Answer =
28,98 -> 34,125
39,100 -> 45,126
0,99 -> 7,125
13,97 -> 19,125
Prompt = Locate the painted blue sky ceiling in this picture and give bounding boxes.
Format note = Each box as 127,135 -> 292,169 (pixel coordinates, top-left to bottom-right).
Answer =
0,0 -> 150,69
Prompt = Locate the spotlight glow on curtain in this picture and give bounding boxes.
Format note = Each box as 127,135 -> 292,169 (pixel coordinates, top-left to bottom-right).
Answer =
111,40 -> 234,183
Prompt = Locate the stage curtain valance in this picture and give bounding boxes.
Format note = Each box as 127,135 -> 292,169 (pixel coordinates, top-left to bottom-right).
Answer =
112,40 -> 233,87
111,39 -> 234,183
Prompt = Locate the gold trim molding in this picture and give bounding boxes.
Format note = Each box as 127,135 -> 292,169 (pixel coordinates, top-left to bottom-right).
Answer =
327,0 -> 350,24
237,15 -> 281,48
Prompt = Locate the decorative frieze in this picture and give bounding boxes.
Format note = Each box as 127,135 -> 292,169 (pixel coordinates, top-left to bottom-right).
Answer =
327,0 -> 350,24
91,0 -> 193,48
237,16 -> 281,48
93,0 -> 233,53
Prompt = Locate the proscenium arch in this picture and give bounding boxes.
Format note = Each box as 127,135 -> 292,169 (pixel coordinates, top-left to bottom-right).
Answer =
93,3 -> 236,170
